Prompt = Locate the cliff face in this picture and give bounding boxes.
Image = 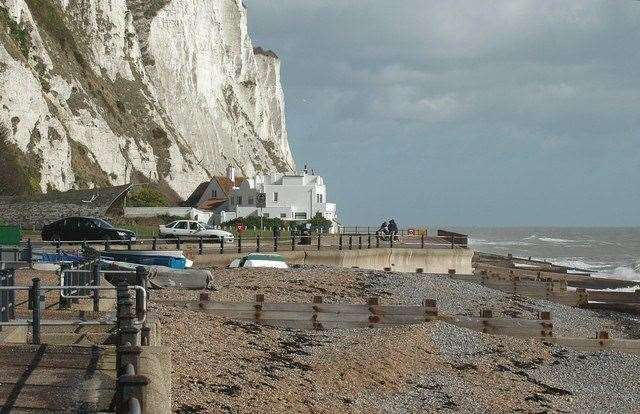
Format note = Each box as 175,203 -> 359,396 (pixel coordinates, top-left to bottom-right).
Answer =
0,0 -> 295,198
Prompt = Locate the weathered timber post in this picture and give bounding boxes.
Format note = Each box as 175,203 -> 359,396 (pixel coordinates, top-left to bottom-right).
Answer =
317,233 -> 321,251
274,234 -> 278,252
421,234 -> 425,249
348,236 -> 352,250
237,235 -> 242,253
198,237 -> 203,255
339,235 -> 343,250
176,237 -> 181,250
291,234 -> 296,251
152,237 -> 157,251
256,234 -> 261,252
117,363 -> 148,414
358,235 -> 362,250
220,236 -> 224,254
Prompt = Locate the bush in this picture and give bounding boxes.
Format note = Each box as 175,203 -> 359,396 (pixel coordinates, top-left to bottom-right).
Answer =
127,186 -> 169,207
222,216 -> 287,230
308,212 -> 333,232
222,212 -> 332,233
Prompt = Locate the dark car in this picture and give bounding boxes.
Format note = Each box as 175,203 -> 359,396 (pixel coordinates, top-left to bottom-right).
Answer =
41,217 -> 136,242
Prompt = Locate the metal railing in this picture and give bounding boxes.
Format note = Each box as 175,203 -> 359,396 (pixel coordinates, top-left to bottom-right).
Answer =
0,268 -> 15,325
0,279 -> 147,344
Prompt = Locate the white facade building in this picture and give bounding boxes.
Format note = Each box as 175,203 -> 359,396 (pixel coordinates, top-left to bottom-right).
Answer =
220,168 -> 338,231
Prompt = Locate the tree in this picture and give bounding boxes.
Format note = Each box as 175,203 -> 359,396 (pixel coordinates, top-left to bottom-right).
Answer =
127,185 -> 170,207
308,212 -> 332,233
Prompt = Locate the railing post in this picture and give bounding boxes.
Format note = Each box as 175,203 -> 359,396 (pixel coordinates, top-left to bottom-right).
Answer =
198,237 -> 203,255
421,234 -> 425,249
317,233 -> 321,251
376,234 -> 380,248
238,234 -> 242,253
358,235 -> 362,250
256,234 -> 261,252
451,235 -> 454,249
339,234 -> 343,250
368,234 -> 371,249
31,278 -> 42,345
127,239 -> 132,251
220,236 -> 224,255
152,237 -> 157,251
92,258 -> 101,312
390,234 -> 394,249
176,237 -> 181,250
135,267 -> 147,321
291,234 -> 296,251
26,238 -> 33,264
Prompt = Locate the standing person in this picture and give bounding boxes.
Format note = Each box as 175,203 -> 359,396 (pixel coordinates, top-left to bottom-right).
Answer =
376,221 -> 389,241
388,219 -> 399,241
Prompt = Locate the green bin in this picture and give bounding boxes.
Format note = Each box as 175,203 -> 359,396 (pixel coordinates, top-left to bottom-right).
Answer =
0,225 -> 22,246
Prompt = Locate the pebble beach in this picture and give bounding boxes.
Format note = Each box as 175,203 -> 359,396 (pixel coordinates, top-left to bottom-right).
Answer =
151,265 -> 640,413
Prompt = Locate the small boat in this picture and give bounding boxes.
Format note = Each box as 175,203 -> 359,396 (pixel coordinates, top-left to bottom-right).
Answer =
100,250 -> 191,269
229,253 -> 288,269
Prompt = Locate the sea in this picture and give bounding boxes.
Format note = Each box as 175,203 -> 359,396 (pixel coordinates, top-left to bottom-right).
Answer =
454,227 -> 640,283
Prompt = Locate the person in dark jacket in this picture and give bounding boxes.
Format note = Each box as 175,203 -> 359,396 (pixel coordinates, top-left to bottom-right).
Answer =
388,219 -> 399,241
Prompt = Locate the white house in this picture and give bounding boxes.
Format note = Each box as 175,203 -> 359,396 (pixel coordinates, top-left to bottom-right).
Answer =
219,167 -> 338,231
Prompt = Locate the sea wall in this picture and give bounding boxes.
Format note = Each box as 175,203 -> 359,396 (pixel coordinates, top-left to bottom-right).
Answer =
193,248 -> 474,275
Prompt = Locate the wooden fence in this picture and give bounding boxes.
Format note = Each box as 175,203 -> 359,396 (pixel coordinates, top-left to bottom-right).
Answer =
157,295 -> 640,354
466,266 -> 639,311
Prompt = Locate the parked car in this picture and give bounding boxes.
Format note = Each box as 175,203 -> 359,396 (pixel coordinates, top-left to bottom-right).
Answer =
228,253 -> 288,269
41,217 -> 136,242
159,220 -> 234,243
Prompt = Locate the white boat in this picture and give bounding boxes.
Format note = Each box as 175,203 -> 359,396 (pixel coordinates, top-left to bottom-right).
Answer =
229,253 -> 288,269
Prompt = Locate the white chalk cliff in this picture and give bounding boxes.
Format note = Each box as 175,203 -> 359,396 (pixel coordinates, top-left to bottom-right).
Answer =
0,0 -> 296,198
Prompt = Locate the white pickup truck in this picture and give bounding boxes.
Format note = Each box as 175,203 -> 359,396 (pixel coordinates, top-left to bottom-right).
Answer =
159,220 -> 234,243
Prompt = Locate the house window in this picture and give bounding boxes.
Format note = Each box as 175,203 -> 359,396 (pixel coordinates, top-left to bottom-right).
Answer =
294,212 -> 307,220
212,190 -> 217,198
316,194 -> 323,203
280,213 -> 287,218
238,196 -> 243,205
273,192 -> 278,202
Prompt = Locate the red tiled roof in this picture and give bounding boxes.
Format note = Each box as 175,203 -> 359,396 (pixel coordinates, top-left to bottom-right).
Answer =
198,198 -> 228,211
213,176 -> 245,197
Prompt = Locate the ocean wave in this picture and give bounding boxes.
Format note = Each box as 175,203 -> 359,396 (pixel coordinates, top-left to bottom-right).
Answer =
599,266 -> 640,282
468,238 -> 532,247
535,258 -> 609,271
537,237 -> 578,243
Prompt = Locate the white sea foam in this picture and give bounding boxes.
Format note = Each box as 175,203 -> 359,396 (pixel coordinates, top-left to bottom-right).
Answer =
535,257 -> 609,271
537,237 -> 577,243
468,238 -> 532,247
609,266 -> 640,282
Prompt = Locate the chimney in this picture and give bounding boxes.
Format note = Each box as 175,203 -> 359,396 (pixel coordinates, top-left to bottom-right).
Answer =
226,165 -> 235,183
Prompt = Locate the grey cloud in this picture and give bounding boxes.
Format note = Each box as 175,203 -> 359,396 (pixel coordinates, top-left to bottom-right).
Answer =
244,0 -> 640,226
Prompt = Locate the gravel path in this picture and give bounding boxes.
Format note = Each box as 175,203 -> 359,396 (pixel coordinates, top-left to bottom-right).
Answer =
150,265 -> 640,413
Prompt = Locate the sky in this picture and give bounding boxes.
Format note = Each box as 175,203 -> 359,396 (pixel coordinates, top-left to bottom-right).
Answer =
243,0 -> 640,227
